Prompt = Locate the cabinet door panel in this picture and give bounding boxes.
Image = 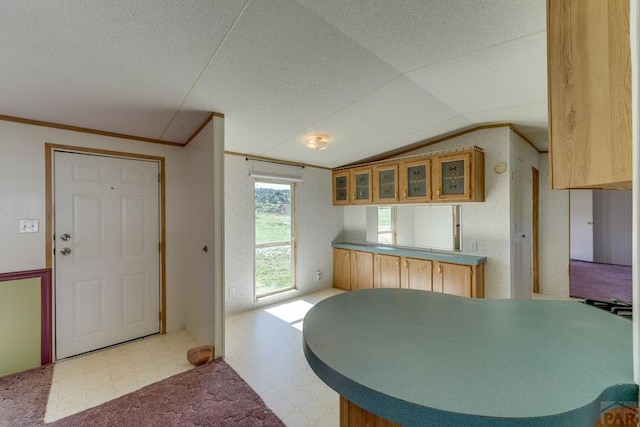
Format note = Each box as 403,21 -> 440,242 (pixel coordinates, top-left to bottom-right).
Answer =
333,248 -> 351,290
402,258 -> 432,291
352,251 -> 374,290
436,262 -> 472,297
351,169 -> 373,204
333,172 -> 350,205
400,159 -> 431,203
374,254 -> 401,288
373,164 -> 399,203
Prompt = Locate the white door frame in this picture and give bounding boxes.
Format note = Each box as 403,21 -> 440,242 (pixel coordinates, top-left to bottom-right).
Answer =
45,143 -> 167,358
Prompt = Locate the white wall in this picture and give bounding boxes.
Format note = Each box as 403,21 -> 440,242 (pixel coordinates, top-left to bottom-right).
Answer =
538,154 -> 570,297
0,119 -> 187,332
224,154 -> 336,314
182,120 -> 216,345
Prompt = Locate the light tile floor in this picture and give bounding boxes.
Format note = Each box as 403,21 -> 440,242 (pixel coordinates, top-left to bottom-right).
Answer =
225,288 -> 343,427
44,288 -> 341,426
44,329 -> 198,422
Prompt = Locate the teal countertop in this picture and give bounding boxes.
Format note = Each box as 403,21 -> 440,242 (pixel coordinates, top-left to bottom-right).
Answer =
332,241 -> 487,266
303,289 -> 637,426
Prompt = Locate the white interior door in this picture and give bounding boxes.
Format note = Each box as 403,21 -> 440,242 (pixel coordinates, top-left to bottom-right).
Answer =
569,190 -> 594,262
54,151 -> 160,359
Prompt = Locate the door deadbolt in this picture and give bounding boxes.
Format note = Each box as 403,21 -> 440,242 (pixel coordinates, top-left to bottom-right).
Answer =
60,247 -> 72,256
60,233 -> 71,241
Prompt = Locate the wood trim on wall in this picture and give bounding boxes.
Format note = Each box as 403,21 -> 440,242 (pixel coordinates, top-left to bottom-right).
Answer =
0,112 -> 223,149
339,123 -> 542,168
0,268 -> 53,365
45,143 -> 167,335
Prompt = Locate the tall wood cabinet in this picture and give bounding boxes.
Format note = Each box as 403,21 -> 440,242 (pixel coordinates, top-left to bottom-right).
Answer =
547,0 -> 631,189
351,251 -> 374,291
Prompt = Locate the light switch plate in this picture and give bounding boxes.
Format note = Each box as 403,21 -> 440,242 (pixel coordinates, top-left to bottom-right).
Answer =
19,219 -> 39,233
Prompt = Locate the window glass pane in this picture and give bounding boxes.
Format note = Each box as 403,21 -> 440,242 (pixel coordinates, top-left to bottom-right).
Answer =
255,182 -> 291,244
378,206 -> 394,244
255,245 -> 292,296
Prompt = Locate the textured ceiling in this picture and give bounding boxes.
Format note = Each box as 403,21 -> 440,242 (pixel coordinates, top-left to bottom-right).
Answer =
0,0 -> 548,167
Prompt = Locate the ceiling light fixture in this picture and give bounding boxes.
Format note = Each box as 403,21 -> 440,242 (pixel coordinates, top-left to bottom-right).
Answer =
306,135 -> 329,151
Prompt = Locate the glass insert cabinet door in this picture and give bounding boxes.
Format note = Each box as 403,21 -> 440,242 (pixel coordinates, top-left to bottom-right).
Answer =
373,165 -> 398,203
332,171 -> 350,205
400,158 -> 430,202
442,159 -> 466,196
352,169 -> 372,203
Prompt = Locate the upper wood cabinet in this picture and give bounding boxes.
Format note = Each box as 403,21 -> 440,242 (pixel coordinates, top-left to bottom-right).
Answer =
432,149 -> 484,202
334,168 -> 374,205
547,0 -> 631,189
399,158 -> 431,203
373,164 -> 399,204
332,147 -> 483,205
351,168 -> 373,204
332,171 -> 350,205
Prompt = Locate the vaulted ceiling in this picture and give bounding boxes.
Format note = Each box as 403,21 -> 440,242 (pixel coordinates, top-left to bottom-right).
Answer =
0,0 -> 547,168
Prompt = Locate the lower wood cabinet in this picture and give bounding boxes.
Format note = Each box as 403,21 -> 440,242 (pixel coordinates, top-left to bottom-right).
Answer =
333,248 -> 352,291
433,261 -> 484,298
351,251 -> 374,291
374,254 -> 401,288
333,248 -> 484,298
401,257 -> 433,291
333,249 -> 374,291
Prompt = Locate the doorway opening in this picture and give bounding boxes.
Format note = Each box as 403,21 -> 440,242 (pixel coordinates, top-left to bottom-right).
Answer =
569,189 -> 632,301
46,144 -> 166,360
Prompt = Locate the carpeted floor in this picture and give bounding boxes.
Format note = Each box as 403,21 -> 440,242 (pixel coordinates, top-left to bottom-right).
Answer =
570,260 -> 632,302
0,363 -> 53,426
0,359 -> 285,427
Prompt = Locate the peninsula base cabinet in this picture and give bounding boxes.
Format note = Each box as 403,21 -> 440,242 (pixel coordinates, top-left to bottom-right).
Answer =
333,249 -> 484,298
333,249 -> 374,291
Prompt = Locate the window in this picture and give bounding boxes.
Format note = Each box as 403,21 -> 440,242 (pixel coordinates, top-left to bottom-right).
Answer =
377,206 -> 396,244
254,181 -> 295,297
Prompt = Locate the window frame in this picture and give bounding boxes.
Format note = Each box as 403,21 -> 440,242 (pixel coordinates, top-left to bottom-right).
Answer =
253,180 -> 297,299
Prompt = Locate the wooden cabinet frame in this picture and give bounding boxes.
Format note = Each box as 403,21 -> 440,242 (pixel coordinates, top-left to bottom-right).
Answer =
332,147 -> 483,205
332,171 -> 351,206
399,158 -> 431,203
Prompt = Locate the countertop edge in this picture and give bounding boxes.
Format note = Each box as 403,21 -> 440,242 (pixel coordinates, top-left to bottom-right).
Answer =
303,325 -> 638,427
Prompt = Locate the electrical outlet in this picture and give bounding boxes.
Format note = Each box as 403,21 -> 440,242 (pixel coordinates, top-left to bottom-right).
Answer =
228,287 -> 235,298
470,241 -> 478,251
315,270 -> 322,281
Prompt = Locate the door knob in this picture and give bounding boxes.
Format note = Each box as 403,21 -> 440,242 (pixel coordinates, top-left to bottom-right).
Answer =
60,247 -> 72,256
60,233 -> 71,241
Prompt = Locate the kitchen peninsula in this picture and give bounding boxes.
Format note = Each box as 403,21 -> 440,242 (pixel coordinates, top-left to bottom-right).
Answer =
303,289 -> 637,426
